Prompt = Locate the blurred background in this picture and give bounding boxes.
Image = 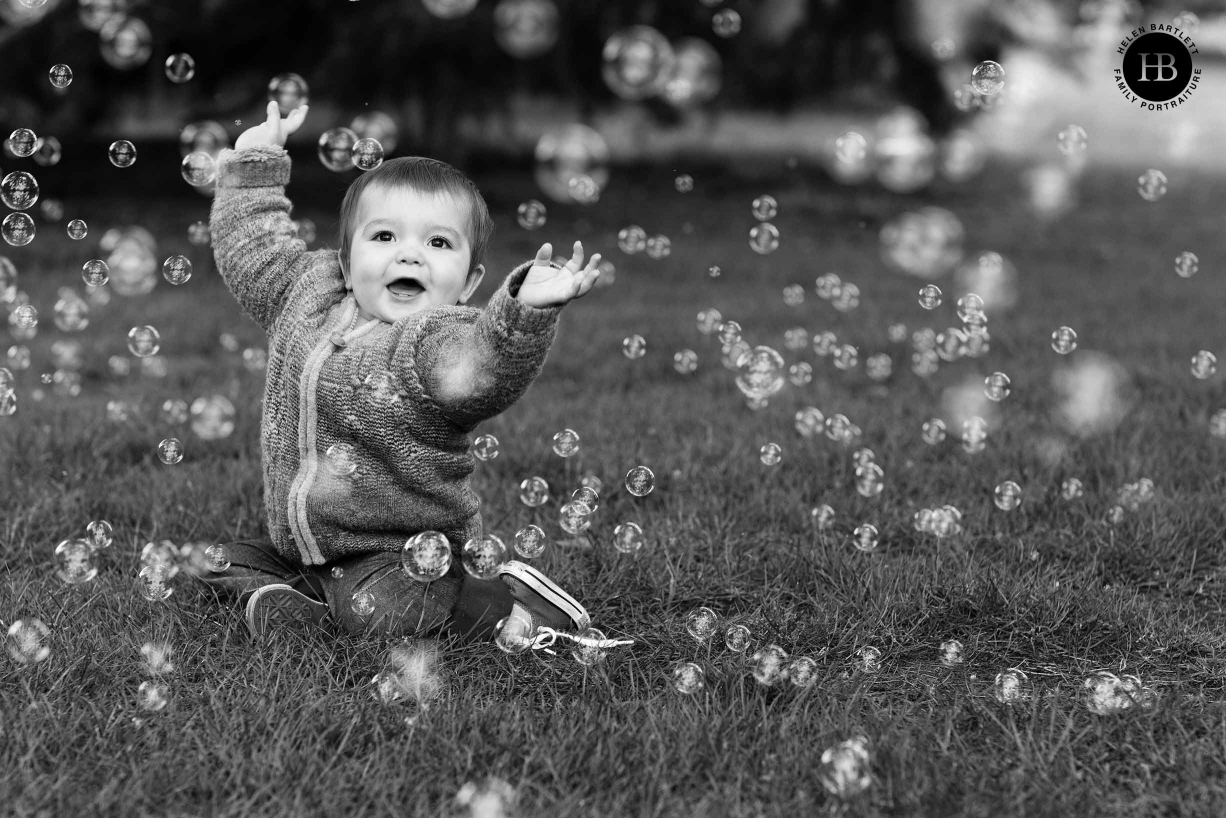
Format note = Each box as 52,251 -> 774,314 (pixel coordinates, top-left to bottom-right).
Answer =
2,0 -> 1224,181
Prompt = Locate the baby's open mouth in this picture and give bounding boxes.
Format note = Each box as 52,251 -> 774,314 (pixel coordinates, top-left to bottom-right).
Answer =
387,277 -> 425,298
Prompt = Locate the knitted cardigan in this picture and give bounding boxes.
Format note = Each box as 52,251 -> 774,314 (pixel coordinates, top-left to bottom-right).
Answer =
210,145 -> 561,566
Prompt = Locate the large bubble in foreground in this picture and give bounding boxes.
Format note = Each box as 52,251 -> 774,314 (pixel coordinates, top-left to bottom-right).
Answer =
601,26 -> 675,101
534,124 -> 610,205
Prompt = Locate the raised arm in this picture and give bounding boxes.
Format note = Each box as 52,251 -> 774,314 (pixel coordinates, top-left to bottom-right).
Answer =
209,102 -> 311,332
407,241 -> 602,430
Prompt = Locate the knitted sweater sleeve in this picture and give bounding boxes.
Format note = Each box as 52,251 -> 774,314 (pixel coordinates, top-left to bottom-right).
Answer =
405,261 -> 562,431
209,145 -> 306,332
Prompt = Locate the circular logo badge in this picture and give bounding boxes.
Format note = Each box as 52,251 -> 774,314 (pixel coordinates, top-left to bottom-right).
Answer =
1121,32 -> 1193,101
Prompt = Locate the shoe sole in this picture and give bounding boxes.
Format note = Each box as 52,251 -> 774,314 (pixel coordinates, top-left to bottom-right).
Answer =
246,584 -> 329,637
499,560 -> 590,631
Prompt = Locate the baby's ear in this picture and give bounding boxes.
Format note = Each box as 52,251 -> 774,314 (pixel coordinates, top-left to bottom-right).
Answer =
337,250 -> 351,289
459,264 -> 485,304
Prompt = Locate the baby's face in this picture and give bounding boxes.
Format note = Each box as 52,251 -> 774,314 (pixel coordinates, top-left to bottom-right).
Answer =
345,185 -> 484,323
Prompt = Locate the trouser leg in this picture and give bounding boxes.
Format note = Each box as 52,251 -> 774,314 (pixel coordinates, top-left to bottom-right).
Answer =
192,537 -> 324,602
317,552 -> 513,643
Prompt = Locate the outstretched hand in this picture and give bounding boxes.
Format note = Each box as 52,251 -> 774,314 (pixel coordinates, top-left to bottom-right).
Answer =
517,241 -> 602,309
235,101 -> 309,151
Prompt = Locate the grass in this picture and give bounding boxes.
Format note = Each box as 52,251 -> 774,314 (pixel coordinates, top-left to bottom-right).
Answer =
2,149 -> 1226,817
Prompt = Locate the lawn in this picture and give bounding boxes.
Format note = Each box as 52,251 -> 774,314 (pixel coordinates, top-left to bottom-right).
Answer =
2,145 -> 1226,817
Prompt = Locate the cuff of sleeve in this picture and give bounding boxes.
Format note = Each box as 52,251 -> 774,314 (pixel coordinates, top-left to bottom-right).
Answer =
216,146 -> 291,189
486,261 -> 563,338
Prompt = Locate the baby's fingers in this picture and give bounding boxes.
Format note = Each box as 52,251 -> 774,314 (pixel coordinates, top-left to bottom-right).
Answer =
567,240 -> 585,270
534,243 -> 553,267
265,100 -> 280,131
285,104 -> 309,135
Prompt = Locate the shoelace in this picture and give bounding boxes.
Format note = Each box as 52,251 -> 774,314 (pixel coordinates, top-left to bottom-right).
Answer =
530,626 -> 635,654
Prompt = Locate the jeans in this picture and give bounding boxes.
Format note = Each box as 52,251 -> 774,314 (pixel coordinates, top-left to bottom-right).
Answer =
194,537 -> 512,642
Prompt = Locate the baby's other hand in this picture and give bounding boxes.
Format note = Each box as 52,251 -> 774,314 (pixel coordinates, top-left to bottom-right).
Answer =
234,101 -> 309,151
517,241 -> 602,309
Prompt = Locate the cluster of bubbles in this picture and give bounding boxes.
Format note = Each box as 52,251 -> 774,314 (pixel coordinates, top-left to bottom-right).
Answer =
600,25 -> 722,110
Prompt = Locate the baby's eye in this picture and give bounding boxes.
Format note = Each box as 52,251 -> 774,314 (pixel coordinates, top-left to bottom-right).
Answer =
373,230 -> 394,241
429,236 -> 452,249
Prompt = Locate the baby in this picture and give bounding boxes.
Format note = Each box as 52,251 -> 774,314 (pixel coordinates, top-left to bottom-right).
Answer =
200,101 -> 600,644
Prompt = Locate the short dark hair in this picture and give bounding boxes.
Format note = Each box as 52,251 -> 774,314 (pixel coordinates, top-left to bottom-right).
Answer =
337,156 -> 494,276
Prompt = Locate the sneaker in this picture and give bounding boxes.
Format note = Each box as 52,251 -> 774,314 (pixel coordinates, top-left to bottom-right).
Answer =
245,583 -> 329,638
498,560 -> 590,632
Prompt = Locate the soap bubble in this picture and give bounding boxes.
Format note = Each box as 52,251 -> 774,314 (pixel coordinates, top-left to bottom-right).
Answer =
751,194 -> 777,221
179,120 -> 230,159
7,619 -> 51,665
162,255 -> 192,285
164,52 -> 195,83
8,128 -> 37,157
157,438 -> 184,465
724,624 -> 751,652
494,0 -> 561,59
918,284 -> 941,309
188,222 -> 210,246
718,320 -> 742,346
137,564 -> 173,601
835,131 -> 868,164
879,206 -> 964,279
855,463 -> 884,498
602,26 -> 674,101
472,434 -> 500,461
789,361 -> 813,386
749,223 -> 780,254
518,476 -> 549,507
1192,350 -> 1216,380
54,538 -> 98,584
939,639 -> 964,666
625,466 -> 654,496
204,544 -> 230,573
1174,251 -> 1198,278
108,140 -> 137,168
618,225 -> 647,254
685,607 -> 718,641
181,152 -> 216,186
660,36 -> 722,108
751,644 -> 788,685
514,525 -> 547,559
494,613 -> 535,655
1084,671 -> 1154,715
612,521 -> 644,554
351,590 -> 375,617
140,641 -> 174,675
2,171 -> 39,211
1060,478 -> 1083,500
674,174 -> 693,193
3,213 -> 35,246
100,16 -> 152,70
1052,352 -> 1133,437
352,137 -> 384,171
87,520 -> 114,550
67,220 -> 88,240
921,418 -> 946,445
127,325 -> 160,357
1057,124 -> 1087,157
552,428 -> 580,457
645,234 -> 671,259
735,346 -> 785,400
994,481 -> 1022,510
422,0 -> 478,18
993,668 -> 1031,704
571,627 -> 608,666
711,8 -> 741,37
517,199 -> 546,230
672,662 -> 705,694
317,127 -> 358,172
622,334 -> 646,359
190,395 -> 236,440
1173,10 -> 1200,31
268,72 -> 309,115
462,534 -> 507,580
971,60 -> 1005,95
1051,326 -> 1077,354
984,372 -> 1011,401
401,531 -> 453,582
673,349 -> 698,374
1137,169 -> 1167,202
819,737 -> 873,798
787,657 -> 818,687
852,523 -> 879,552
32,136 -> 62,168
49,64 -> 73,88
811,505 -> 835,531
534,124 -> 609,205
